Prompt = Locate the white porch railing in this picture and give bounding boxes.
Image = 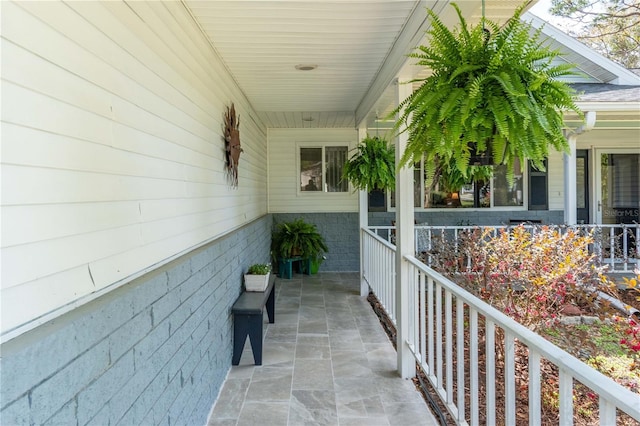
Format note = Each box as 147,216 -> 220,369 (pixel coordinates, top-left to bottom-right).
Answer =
362,227 -> 640,425
370,223 -> 640,274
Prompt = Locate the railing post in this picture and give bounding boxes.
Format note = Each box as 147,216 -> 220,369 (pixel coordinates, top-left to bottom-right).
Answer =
359,189 -> 369,297
563,132 -> 578,225
395,76 -> 415,379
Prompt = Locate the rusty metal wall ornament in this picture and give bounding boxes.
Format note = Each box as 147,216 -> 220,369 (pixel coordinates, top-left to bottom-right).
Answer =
223,103 -> 242,188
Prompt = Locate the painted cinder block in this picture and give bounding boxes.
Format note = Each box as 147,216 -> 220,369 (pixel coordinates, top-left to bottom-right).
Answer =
45,398 -> 77,425
0,395 -> 30,425
29,339 -> 109,425
107,308 -> 153,362
129,271 -> 169,316
76,350 -> 135,425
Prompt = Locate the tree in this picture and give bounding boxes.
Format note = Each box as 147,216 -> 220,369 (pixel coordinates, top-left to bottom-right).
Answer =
549,0 -> 640,69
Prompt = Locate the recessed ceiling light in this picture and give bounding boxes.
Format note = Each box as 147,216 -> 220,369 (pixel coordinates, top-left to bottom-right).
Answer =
302,116 -> 314,122
295,64 -> 317,71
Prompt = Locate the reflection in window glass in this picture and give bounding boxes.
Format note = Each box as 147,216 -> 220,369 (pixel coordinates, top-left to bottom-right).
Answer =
300,146 -> 349,193
325,147 -> 348,192
493,158 -> 523,207
300,148 -> 322,191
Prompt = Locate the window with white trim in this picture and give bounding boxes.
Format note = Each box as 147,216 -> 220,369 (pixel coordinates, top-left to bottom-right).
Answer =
391,158 -> 527,209
299,145 -> 349,193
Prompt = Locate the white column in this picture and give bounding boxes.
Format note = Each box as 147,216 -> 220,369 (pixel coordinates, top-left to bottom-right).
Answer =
563,133 -> 578,225
395,77 -> 415,378
357,126 -> 369,297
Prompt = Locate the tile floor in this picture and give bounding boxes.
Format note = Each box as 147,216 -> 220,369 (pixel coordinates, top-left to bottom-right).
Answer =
207,272 -> 438,426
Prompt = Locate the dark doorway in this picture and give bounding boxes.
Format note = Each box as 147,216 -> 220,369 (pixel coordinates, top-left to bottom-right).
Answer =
576,150 -> 589,224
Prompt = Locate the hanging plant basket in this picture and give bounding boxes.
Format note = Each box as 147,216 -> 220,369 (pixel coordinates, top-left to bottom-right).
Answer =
392,3 -> 582,181
342,135 -> 395,191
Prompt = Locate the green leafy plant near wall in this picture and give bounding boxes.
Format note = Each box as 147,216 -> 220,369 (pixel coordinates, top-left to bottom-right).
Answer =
393,3 -> 582,181
271,218 -> 328,261
342,135 -> 395,191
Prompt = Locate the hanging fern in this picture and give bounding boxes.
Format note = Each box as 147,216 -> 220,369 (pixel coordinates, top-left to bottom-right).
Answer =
392,3 -> 582,181
342,135 -> 395,191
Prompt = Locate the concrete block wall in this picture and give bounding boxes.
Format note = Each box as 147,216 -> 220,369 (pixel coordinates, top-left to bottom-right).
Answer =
272,213 -> 359,272
0,216 -> 272,426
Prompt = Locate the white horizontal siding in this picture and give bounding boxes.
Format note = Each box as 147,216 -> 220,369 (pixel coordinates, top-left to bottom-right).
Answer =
547,149 -> 565,211
576,129 -> 640,149
1,1 -> 267,336
268,128 -> 359,213
548,129 -> 640,213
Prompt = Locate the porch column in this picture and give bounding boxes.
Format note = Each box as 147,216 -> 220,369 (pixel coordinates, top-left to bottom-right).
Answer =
395,77 -> 415,379
563,112 -> 595,225
358,126 -> 369,297
563,133 -> 578,225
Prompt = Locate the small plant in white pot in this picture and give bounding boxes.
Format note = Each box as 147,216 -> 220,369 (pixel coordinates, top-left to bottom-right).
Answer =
244,263 -> 271,292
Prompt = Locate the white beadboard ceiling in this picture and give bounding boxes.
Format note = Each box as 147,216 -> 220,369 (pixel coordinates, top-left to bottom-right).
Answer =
183,0 -> 527,129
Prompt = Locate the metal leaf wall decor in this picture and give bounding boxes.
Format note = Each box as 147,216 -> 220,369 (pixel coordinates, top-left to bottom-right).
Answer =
223,103 -> 242,188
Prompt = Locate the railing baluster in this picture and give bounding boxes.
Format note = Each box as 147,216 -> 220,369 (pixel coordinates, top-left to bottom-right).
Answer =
600,398 -> 616,425
505,331 -> 516,426
457,298 -> 465,423
428,276 -> 434,379
420,272 -> 426,366
445,290 -> 453,405
559,369 -> 574,426
609,226 -> 615,267
470,308 -> 479,425
436,283 -> 443,392
528,350 -> 541,425
485,319 -> 495,426
622,225 -> 628,271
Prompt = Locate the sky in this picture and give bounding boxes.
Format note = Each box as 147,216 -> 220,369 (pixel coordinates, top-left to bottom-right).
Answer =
528,0 -> 583,30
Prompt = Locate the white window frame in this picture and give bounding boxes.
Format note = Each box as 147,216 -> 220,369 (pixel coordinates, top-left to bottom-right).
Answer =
388,159 -> 530,211
296,142 -> 351,195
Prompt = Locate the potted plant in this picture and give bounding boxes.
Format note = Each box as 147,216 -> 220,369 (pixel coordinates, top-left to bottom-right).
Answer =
342,135 -> 395,192
271,218 -> 328,277
244,263 -> 271,292
392,4 -> 582,181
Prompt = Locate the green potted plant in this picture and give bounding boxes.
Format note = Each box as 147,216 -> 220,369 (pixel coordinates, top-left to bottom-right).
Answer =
271,218 -> 328,278
342,135 -> 395,191
244,263 -> 271,292
392,3 -> 582,181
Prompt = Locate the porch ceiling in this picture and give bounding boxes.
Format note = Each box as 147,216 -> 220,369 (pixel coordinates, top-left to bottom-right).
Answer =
183,0 -> 525,130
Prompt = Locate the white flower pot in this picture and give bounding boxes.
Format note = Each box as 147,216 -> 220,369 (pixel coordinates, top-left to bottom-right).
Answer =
244,273 -> 270,292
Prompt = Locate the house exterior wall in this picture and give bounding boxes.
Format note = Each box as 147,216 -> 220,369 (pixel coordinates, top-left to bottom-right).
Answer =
2,1 -> 267,335
267,128 -> 359,213
576,128 -> 640,149
1,1 -> 272,424
0,217 -> 272,425
272,213 -> 359,272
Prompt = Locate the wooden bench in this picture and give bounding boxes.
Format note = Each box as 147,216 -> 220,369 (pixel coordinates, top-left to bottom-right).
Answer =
231,274 -> 276,365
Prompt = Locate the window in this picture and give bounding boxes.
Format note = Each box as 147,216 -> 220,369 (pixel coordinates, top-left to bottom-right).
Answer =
390,158 -> 527,209
299,145 -> 349,193
529,159 -> 548,210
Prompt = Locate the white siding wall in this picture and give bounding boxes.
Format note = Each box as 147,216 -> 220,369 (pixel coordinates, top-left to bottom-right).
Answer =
547,128 -> 640,212
576,128 -> 640,149
1,1 -> 267,336
268,128 -> 358,213
547,149 -> 565,211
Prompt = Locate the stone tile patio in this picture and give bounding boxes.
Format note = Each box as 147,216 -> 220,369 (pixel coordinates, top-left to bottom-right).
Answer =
207,272 -> 438,426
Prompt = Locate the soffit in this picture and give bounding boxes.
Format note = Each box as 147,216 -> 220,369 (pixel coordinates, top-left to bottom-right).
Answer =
183,0 -> 524,129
